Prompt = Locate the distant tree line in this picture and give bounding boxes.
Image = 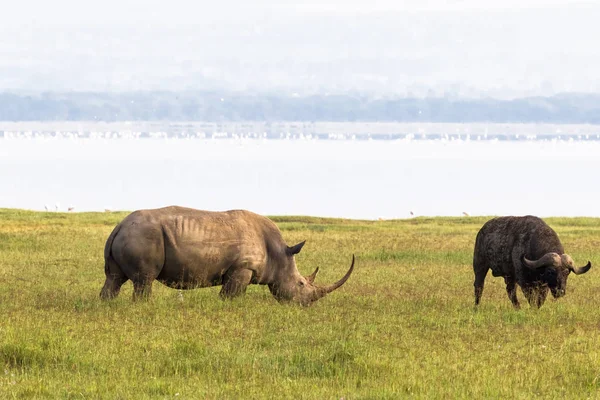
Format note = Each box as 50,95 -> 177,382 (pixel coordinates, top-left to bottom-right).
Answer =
1,91 -> 600,123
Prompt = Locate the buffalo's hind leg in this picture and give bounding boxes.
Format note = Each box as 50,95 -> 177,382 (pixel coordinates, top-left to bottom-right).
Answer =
220,269 -> 253,299
473,263 -> 489,306
504,276 -> 520,309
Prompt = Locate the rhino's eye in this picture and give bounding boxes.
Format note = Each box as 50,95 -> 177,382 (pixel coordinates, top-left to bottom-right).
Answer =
298,281 -> 305,287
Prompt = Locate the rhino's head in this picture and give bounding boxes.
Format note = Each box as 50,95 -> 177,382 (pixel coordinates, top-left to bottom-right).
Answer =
268,241 -> 355,306
523,253 -> 591,298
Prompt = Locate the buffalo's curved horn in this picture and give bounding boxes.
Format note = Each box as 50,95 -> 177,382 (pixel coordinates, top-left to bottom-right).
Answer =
320,255 -> 355,294
305,267 -> 319,284
561,254 -> 592,275
522,252 -> 562,269
570,261 -> 592,275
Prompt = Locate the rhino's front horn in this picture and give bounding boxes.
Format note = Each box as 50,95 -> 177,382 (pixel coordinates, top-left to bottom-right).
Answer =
522,253 -> 562,269
320,255 -> 355,294
305,267 -> 319,284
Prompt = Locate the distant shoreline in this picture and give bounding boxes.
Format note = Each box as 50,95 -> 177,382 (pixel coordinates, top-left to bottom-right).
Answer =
2,92 -> 600,124
2,121 -> 600,141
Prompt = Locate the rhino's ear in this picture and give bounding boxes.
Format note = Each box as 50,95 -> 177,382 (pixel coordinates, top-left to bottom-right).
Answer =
286,241 -> 306,256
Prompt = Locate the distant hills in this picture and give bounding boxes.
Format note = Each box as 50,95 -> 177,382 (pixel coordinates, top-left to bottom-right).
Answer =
1,92 -> 600,123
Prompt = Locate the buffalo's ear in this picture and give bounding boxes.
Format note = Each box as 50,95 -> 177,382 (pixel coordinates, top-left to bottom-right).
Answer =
286,241 -> 306,256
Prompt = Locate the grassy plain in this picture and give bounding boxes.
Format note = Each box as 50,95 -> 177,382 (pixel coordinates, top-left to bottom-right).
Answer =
2,209 -> 600,399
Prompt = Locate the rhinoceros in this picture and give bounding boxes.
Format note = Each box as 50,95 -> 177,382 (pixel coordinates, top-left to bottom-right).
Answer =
473,215 -> 591,308
100,206 -> 354,305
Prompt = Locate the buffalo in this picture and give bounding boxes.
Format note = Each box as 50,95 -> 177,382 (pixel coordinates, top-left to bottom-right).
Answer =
473,215 -> 591,308
100,206 -> 354,305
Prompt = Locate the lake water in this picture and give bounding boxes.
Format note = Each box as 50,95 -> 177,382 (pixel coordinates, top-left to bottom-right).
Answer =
1,135 -> 599,219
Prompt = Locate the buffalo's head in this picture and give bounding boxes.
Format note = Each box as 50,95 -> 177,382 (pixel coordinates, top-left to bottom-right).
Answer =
522,253 -> 591,298
268,241 -> 355,306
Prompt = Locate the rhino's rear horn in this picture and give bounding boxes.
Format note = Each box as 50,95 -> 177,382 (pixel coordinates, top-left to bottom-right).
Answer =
570,261 -> 592,275
286,241 -> 306,256
306,267 -> 319,284
522,252 -> 562,269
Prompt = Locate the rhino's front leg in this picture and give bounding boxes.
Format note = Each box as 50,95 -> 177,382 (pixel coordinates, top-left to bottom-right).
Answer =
220,269 -> 253,299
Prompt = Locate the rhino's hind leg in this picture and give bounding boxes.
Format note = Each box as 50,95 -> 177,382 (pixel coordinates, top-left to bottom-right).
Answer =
100,259 -> 128,300
132,278 -> 154,301
125,258 -> 162,301
220,269 -> 253,299
100,275 -> 128,300
100,275 -> 129,300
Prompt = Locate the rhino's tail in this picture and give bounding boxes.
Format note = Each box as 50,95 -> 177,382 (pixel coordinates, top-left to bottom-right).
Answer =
100,222 -> 126,300
104,223 -> 123,275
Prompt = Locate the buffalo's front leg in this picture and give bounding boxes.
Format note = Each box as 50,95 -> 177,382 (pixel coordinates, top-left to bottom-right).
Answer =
504,276 -> 520,309
220,269 -> 253,299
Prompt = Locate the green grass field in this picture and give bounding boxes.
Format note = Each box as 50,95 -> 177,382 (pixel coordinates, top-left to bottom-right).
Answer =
2,209 -> 600,399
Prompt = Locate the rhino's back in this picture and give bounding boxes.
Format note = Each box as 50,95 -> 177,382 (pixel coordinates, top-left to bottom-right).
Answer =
111,207 -> 283,286
120,206 -> 274,237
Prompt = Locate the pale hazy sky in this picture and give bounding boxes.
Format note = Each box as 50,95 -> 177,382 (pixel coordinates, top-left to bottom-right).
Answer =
1,1 -> 598,97
2,0 -> 588,24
